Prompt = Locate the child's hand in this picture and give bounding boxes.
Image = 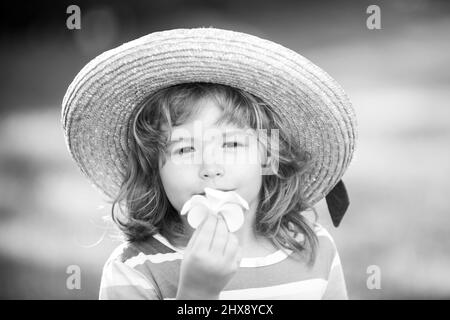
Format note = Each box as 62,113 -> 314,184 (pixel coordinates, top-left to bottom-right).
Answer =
176,212 -> 242,300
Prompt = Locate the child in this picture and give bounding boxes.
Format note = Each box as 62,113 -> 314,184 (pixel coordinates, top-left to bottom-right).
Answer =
62,28 -> 357,300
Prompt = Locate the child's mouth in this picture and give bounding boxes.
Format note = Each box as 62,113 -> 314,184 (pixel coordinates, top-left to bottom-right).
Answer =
195,189 -> 236,196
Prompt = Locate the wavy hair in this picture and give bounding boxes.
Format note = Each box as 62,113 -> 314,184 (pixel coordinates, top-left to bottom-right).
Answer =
111,83 -> 319,265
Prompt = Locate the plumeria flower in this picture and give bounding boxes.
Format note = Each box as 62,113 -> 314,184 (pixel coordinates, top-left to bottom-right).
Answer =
180,187 -> 250,232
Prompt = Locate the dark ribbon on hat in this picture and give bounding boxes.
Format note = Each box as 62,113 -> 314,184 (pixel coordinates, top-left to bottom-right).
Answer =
325,180 -> 349,227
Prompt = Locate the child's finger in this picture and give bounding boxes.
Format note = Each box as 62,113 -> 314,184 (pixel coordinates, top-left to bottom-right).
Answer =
192,213 -> 218,251
185,211 -> 210,251
210,213 -> 229,254
233,246 -> 243,269
223,233 -> 240,260
222,235 -> 242,271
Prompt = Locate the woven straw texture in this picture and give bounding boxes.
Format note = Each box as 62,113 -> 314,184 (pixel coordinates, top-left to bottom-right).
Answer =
61,27 -> 357,206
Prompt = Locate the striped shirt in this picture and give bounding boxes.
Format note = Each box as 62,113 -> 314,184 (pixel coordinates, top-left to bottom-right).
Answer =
99,223 -> 348,299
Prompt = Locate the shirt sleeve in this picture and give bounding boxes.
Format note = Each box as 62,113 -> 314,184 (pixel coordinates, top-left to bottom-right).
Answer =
99,258 -> 162,300
322,248 -> 348,300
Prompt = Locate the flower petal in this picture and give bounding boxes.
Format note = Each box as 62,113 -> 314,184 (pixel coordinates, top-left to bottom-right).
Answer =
187,203 -> 210,229
204,188 -> 249,211
180,199 -> 192,216
181,195 -> 208,215
218,203 -> 245,232
181,189 -> 248,230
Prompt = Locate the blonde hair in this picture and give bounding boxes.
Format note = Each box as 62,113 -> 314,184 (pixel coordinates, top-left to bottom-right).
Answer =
112,83 -> 319,265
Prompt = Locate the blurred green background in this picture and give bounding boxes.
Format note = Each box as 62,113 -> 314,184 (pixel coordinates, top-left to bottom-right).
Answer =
1,0 -> 450,299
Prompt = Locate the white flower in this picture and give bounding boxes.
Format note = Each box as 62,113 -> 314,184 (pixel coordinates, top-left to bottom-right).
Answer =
180,188 -> 250,232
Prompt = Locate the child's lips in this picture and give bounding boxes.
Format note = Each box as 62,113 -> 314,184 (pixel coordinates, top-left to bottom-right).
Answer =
194,189 -> 235,195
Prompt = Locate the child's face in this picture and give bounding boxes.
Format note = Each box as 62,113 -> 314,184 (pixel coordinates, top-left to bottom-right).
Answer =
159,98 -> 266,227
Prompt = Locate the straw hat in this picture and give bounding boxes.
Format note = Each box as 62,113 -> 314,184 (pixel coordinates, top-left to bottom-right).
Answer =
61,27 -> 357,226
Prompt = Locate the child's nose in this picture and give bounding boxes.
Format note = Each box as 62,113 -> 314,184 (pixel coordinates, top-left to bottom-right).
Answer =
199,164 -> 224,179
199,145 -> 225,178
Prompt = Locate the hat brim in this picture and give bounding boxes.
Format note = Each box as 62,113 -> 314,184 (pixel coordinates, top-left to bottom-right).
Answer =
62,27 -> 357,205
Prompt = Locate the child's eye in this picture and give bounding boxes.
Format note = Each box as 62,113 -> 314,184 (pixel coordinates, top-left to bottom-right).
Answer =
174,141 -> 244,155
176,146 -> 195,155
223,141 -> 243,148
